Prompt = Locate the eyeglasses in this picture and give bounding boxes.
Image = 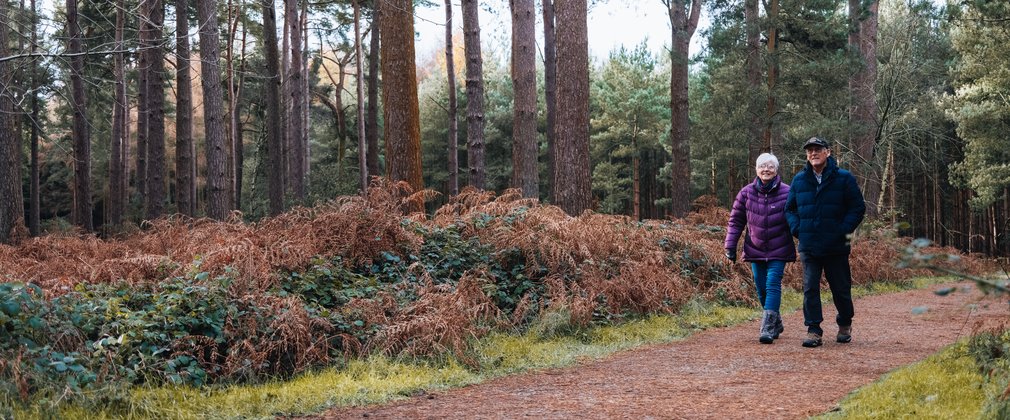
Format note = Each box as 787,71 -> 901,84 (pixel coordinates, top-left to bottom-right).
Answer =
757,163 -> 777,170
805,147 -> 826,155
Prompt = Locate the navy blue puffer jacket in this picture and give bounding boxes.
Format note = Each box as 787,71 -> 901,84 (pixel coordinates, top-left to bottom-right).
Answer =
785,156 -> 866,256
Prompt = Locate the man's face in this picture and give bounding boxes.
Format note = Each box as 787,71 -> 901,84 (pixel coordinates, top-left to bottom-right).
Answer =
805,146 -> 830,169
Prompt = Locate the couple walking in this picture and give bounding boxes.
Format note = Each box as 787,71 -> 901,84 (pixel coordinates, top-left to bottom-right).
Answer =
724,137 -> 866,347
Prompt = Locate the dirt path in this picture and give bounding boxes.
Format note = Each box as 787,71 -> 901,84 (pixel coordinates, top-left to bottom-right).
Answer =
314,282 -> 1007,419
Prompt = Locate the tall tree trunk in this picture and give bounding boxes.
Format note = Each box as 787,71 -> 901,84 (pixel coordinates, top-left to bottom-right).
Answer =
302,1 -> 311,186
552,0 -> 590,215
849,0 -> 880,217
354,0 -> 367,192
146,0 -> 166,220
0,0 -> 25,244
381,0 -> 424,202
763,0 -> 779,153
285,0 -> 305,200
175,0 -> 195,217
29,0 -> 40,235
462,0 -> 485,189
263,0 -> 284,215
665,0 -> 701,219
632,126 -> 640,220
137,0 -> 150,204
233,22 -> 248,210
745,0 -> 762,164
444,0 -> 459,196
542,0 -> 556,201
366,4 -> 380,178
110,0 -> 127,225
510,0 -> 538,198
197,0 -> 230,219
67,0 -> 92,231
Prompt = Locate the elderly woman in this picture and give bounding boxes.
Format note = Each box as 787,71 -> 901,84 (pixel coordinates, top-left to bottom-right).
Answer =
724,153 -> 797,343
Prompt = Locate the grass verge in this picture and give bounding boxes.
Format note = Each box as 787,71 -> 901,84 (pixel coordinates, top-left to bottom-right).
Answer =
814,341 -> 999,419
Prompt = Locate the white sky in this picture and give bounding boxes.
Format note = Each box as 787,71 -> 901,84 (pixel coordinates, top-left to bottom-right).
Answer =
413,1 -> 707,64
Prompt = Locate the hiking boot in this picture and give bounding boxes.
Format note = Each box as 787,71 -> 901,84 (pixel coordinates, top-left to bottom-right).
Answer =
802,332 -> 822,348
773,315 -> 784,339
837,325 -> 852,343
759,310 -> 778,344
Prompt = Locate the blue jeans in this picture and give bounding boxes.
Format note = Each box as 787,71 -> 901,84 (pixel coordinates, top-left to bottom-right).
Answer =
800,253 -> 854,335
751,260 -> 785,312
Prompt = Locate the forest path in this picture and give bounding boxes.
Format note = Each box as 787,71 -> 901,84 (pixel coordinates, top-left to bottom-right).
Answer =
311,282 -> 1007,419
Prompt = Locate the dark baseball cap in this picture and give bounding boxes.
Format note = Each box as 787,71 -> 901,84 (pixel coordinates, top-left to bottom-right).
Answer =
803,137 -> 830,149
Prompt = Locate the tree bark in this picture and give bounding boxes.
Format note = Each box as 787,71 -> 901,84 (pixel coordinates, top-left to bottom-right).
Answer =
366,3 -> 381,178
263,0 -> 284,215
745,0 -> 762,164
510,0 -> 538,198
146,0 -> 166,220
462,0 -> 485,189
29,0 -> 40,235
665,0 -> 701,219
381,0 -> 424,203
355,0 -> 368,192
286,0 -> 305,200
137,0 -> 150,204
542,0 -> 557,201
849,0 -> 880,217
445,0 -> 459,196
197,0 -> 230,219
763,0 -> 779,154
175,0 -> 195,217
67,0 -> 93,231
110,0 -> 127,225
552,0 -> 591,215
0,0 -> 25,244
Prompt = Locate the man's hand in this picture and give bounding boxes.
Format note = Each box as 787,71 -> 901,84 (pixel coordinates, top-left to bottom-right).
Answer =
725,249 -> 737,263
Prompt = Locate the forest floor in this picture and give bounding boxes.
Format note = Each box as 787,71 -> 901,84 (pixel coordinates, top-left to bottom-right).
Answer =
305,281 -> 1009,419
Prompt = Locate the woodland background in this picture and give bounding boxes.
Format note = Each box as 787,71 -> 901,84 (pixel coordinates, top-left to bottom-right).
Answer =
0,0 -> 1006,257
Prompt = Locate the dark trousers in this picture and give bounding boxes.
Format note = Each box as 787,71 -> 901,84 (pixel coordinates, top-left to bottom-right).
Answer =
800,253 -> 854,335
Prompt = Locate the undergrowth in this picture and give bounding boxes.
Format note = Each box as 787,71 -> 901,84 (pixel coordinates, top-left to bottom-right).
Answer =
0,182 -> 995,416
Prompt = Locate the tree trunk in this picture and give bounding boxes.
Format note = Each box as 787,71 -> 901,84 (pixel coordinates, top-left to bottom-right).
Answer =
137,0 -> 150,204
0,0 -> 25,244
29,0 -> 40,235
381,0 -> 424,204
234,23 -> 248,210
849,0 -> 880,217
543,0 -> 556,202
197,0 -> 230,219
462,0 -> 485,189
286,0 -> 305,200
146,0 -> 166,220
175,0 -> 195,217
445,0 -> 459,196
366,3 -> 381,179
354,0 -> 367,192
510,0 -> 538,198
67,0 -> 93,231
110,0 -> 127,225
763,0 -> 779,154
552,0 -> 591,215
665,0 -> 701,219
745,0 -> 762,164
263,0 -> 284,215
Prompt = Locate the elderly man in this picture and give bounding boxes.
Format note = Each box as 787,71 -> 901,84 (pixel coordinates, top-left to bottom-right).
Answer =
785,137 -> 866,348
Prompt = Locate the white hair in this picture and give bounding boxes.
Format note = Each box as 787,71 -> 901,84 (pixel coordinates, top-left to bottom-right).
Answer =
755,153 -> 779,170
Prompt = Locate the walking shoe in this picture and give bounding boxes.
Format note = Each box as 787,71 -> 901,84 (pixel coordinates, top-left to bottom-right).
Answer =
802,332 -> 822,348
773,316 -> 784,339
759,310 -> 778,344
837,325 -> 852,343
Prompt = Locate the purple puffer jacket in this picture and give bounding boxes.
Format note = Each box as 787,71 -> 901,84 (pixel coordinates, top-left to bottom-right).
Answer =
724,175 -> 796,262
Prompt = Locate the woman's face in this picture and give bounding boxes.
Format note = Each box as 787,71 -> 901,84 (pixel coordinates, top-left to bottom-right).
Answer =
757,162 -> 777,182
